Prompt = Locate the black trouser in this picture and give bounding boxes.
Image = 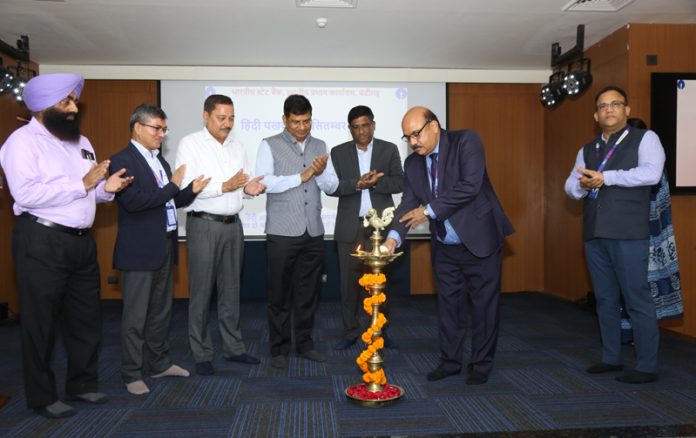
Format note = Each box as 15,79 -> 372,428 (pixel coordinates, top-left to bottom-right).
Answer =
432,241 -> 502,376
13,216 -> 101,408
266,232 -> 323,357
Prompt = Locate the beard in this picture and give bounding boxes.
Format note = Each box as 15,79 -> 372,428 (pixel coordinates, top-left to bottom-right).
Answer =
42,107 -> 81,142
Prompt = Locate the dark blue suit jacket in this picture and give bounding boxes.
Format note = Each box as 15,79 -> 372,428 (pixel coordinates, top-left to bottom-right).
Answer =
109,143 -> 197,271
392,129 -> 514,258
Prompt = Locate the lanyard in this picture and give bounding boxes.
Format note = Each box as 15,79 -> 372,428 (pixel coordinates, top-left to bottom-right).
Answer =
154,169 -> 165,188
589,127 -> 630,199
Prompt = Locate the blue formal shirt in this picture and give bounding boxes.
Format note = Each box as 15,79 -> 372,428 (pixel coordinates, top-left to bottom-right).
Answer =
388,142 -> 462,247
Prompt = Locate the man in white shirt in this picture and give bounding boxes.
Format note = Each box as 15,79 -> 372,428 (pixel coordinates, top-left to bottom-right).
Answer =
176,95 -> 265,376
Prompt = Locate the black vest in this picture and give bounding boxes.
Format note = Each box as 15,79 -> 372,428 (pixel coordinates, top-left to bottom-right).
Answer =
582,127 -> 651,241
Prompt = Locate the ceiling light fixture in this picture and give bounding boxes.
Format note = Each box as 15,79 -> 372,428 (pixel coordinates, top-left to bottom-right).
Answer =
296,0 -> 356,8
562,58 -> 593,95
0,35 -> 35,102
540,72 -> 566,108
562,0 -> 634,12
540,25 -> 592,108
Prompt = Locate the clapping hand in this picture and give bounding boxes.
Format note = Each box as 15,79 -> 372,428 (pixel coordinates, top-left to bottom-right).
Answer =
223,169 -> 250,192
83,160 -> 111,191
104,168 -> 134,193
192,175 -> 211,193
244,176 -> 266,196
311,154 -> 329,175
171,164 -> 186,188
356,170 -> 384,189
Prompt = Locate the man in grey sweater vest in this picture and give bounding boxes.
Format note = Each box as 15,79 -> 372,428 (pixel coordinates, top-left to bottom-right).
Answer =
255,95 -> 338,369
565,86 -> 665,384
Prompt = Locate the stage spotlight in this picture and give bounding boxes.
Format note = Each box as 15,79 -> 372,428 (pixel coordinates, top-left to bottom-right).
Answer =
12,78 -> 26,101
563,59 -> 592,96
540,72 -> 565,108
0,69 -> 14,94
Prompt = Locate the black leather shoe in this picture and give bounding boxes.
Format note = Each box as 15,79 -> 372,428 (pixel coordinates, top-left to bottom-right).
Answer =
426,367 -> 459,381
333,339 -> 356,350
226,353 -> 260,365
195,361 -> 215,375
586,362 -> 624,374
466,371 -> 488,385
616,370 -> 658,384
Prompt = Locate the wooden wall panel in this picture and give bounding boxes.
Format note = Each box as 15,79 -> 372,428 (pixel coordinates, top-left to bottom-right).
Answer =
0,54 -> 37,315
625,23 -> 696,337
412,83 -> 545,293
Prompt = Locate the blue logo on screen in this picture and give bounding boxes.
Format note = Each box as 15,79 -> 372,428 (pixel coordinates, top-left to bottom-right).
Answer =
677,80 -> 686,90
395,88 -> 408,100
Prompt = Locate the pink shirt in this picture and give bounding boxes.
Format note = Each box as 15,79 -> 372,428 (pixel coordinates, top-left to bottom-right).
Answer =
0,117 -> 113,228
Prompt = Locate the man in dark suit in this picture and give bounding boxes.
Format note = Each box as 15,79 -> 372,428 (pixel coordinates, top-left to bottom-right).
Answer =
326,105 -> 403,350
384,106 -> 514,384
110,104 -> 209,395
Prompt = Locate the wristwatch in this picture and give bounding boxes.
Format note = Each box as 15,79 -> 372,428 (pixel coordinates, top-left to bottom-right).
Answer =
423,208 -> 430,218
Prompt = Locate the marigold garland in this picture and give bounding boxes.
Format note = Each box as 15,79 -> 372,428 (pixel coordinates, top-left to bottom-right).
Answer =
356,273 -> 390,387
358,273 -> 386,291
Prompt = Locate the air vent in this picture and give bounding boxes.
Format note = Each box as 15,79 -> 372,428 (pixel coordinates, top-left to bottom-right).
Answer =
562,0 -> 634,12
296,0 -> 357,8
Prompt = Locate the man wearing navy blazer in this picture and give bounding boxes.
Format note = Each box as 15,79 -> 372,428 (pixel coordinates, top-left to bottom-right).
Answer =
110,104 -> 209,395
326,105 -> 404,350
385,106 -> 514,384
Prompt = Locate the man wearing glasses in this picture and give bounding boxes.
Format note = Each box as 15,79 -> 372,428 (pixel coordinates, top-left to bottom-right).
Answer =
384,106 -> 514,384
110,104 -> 210,395
564,86 -> 665,384
255,94 -> 337,369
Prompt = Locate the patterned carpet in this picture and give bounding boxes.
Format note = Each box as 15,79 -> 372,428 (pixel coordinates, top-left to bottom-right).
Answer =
1,292 -> 696,437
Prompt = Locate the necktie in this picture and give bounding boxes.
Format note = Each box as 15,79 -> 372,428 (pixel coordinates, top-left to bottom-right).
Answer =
430,153 -> 438,196
429,153 -> 446,239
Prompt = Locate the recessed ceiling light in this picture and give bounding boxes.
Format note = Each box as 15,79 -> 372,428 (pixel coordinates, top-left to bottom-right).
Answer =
562,0 -> 634,12
296,0 -> 357,8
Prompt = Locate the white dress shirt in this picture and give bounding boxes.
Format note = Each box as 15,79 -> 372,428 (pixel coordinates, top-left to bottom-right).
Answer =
175,127 -> 251,215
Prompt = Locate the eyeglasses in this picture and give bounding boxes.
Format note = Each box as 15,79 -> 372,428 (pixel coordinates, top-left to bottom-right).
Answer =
401,120 -> 431,142
596,101 -> 625,112
141,123 -> 170,135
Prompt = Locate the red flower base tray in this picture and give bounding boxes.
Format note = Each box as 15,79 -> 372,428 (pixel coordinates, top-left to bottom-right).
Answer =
345,383 -> 404,407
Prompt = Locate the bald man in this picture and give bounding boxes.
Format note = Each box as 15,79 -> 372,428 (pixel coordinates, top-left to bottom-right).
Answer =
385,107 -> 514,384
0,74 -> 132,418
